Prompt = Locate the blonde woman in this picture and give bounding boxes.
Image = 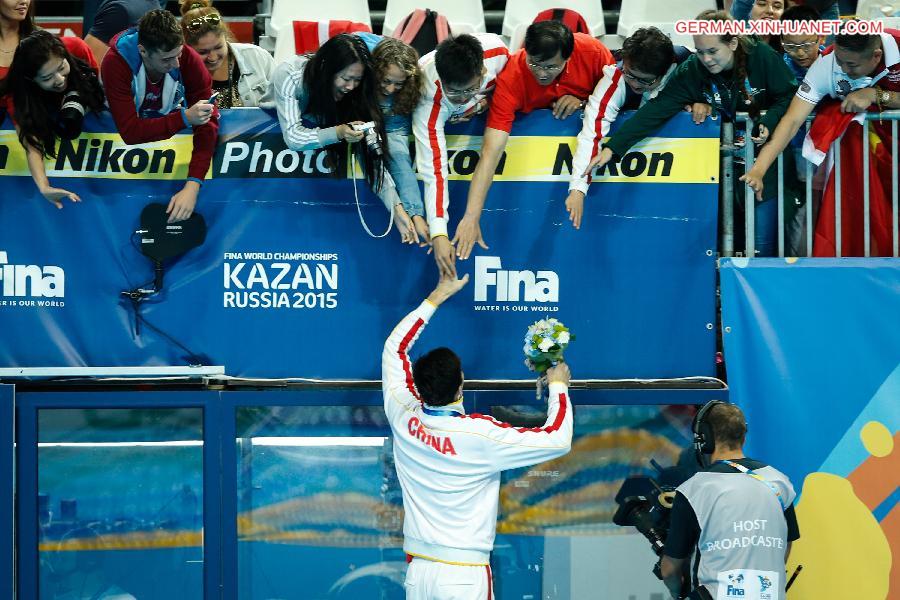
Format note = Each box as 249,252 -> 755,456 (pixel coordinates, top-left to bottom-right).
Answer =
364,34 -> 429,244
179,0 -> 273,107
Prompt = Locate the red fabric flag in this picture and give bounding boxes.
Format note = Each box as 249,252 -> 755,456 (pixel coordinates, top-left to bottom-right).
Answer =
293,20 -> 371,55
806,101 -> 896,256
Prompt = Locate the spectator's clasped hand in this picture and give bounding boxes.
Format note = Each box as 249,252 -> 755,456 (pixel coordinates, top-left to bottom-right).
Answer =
337,122 -> 366,143
185,99 -> 215,127
167,180 -> 200,223
840,88 -> 877,113
450,99 -> 488,124
551,95 -> 583,120
583,147 -> 614,177
431,235 -> 456,279
750,124 -> 770,145
393,205 -> 431,246
687,102 -> 712,124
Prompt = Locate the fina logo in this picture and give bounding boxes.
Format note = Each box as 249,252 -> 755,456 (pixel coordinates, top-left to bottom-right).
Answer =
0,251 -> 65,298
726,573 -> 745,597
474,256 -> 559,303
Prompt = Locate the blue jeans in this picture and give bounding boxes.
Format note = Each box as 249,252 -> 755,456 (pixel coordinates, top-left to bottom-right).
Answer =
386,130 -> 424,218
752,196 -> 778,257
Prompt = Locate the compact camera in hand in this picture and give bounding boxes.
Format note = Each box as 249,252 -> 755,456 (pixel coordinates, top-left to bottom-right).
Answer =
351,121 -> 383,156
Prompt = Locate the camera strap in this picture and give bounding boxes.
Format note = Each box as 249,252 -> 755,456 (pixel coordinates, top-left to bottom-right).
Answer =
719,460 -> 787,510
350,147 -> 394,239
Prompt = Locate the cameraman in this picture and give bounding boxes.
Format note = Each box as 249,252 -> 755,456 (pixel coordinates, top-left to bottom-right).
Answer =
661,401 -> 800,600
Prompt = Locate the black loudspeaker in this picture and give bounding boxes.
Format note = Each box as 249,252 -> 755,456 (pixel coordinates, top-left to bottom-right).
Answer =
692,400 -> 727,456
139,203 -> 206,263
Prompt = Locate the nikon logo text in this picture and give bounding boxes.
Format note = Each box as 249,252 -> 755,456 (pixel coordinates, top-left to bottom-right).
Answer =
474,256 -> 558,303
0,251 -> 65,297
55,139 -> 175,174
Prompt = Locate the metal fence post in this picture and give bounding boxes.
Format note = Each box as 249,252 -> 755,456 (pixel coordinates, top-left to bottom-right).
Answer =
721,122 -> 735,257
863,120 -> 871,257
744,118 -> 756,257
836,133 -> 843,257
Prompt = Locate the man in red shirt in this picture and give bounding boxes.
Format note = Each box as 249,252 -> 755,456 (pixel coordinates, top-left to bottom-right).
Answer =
443,20 -> 613,272
101,9 -> 216,223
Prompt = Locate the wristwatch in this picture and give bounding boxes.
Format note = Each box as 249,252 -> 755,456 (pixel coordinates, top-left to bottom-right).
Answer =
876,87 -> 891,109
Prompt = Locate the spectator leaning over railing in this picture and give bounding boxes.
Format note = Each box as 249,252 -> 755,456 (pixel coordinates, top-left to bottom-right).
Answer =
262,33 -> 422,245
589,10 -> 799,257
565,27 -> 692,229
448,21 -> 613,273
363,35 -> 429,245
412,33 -> 510,277
0,0 -> 36,80
0,30 -> 104,207
83,0 -> 159,64
179,0 -> 273,108
778,4 -> 826,253
741,28 -> 900,256
101,9 -> 217,223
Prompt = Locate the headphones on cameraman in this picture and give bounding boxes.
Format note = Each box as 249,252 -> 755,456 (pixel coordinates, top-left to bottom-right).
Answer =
692,400 -> 729,456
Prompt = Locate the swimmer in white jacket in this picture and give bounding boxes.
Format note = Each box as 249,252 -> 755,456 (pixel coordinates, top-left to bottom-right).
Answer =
383,271 -> 573,600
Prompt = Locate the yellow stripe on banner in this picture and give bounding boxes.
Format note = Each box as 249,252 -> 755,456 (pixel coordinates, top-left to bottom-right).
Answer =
0,131 -> 205,180
440,135 -> 719,184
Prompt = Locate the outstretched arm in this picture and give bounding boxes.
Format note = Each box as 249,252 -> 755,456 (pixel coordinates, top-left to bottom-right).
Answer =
470,362 -> 573,471
16,123 -> 80,209
568,66 -> 625,229
454,127 -> 508,260
382,273 -> 470,419
740,96 -> 815,199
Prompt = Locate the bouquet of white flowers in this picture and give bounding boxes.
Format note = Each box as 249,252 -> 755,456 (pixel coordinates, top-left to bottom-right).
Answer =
523,318 -> 573,374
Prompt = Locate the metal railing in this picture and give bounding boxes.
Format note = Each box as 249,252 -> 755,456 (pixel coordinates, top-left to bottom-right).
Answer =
722,111 -> 900,258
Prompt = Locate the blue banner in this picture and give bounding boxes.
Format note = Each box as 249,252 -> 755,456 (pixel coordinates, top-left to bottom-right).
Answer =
720,257 -> 900,600
0,384 -> 11,600
0,109 -> 719,379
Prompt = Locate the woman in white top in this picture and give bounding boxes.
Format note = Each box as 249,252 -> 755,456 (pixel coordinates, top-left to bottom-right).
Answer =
179,0 -> 273,107
263,33 -> 422,244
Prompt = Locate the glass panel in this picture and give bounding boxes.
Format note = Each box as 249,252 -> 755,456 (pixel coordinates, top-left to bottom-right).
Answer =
236,404 -> 400,599
37,408 -> 203,600
494,402 -> 695,599
236,400 -> 696,600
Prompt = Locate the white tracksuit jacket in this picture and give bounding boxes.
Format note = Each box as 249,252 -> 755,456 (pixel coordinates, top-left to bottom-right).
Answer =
412,34 -> 510,239
569,61 -> 681,194
382,300 -> 573,565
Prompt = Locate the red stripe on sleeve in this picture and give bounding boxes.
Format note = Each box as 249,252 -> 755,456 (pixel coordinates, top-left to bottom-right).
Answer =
463,393 -> 567,434
588,70 -> 622,184
398,318 -> 424,401
486,565 -> 493,599
427,83 -> 446,218
483,46 -> 508,59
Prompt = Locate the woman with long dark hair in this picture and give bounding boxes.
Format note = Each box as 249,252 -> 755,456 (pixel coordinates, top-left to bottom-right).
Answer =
0,30 -> 104,207
586,10 -> 800,256
265,33 -> 421,244
0,0 -> 35,80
